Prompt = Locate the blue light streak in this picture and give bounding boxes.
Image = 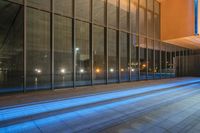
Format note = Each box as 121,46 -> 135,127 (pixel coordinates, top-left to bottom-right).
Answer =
0,79 -> 200,122
0,83 -> 199,132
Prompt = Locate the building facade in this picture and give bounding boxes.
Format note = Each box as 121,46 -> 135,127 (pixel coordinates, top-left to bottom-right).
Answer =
0,0 -> 190,93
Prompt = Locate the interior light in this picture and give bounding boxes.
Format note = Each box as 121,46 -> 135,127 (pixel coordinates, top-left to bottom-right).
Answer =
110,68 -> 114,73
142,64 -> 146,68
60,68 -> 66,74
80,69 -> 84,73
131,69 -> 135,72
35,69 -> 42,74
96,68 -> 101,73
121,68 -> 124,72
76,48 -> 80,51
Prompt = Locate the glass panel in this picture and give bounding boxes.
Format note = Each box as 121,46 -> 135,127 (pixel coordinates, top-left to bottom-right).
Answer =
180,49 -> 184,77
93,25 -> 105,84
176,47 -> 180,77
171,46 -> 176,78
108,0 -> 118,28
54,15 -> 73,88
120,32 -> 129,82
9,0 -> 23,4
26,8 -> 51,90
140,37 -> 147,80
147,39 -> 154,80
154,14 -> 160,39
147,0 -> 153,11
161,43 -> 166,78
139,0 -> 147,35
166,44 -> 171,78
93,0 -> 105,25
120,0 -> 129,31
76,0 -> 90,21
0,1 -> 24,93
130,0 -> 138,33
154,41 -> 161,79
131,35 -> 139,81
75,21 -> 91,86
54,0 -> 72,17
147,11 -> 154,38
27,0 -> 50,11
108,29 -> 118,83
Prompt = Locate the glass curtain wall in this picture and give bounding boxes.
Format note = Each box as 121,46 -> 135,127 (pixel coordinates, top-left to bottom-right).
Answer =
147,39 -> 154,80
154,41 -> 161,79
120,32 -> 129,82
26,7 -> 51,90
131,35 -> 139,81
140,37 -> 147,80
0,1 -> 24,93
0,0 -> 191,93
161,43 -> 166,78
93,26 -> 106,84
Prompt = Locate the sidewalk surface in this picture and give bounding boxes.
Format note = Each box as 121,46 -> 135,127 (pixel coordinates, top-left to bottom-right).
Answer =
0,77 -> 200,133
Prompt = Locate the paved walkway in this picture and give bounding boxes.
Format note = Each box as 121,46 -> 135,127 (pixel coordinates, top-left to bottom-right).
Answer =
0,77 -> 200,133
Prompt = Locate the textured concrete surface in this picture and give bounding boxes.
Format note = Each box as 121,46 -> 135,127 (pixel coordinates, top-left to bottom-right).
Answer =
0,77 -> 200,133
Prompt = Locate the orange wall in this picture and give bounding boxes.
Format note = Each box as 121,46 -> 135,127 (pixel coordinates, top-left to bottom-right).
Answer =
161,0 -> 195,40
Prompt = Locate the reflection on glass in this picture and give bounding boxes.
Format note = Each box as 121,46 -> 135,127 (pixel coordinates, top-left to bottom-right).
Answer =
27,0 -> 50,11
131,35 -> 139,80
108,0 -> 118,28
108,29 -> 118,83
147,39 -> 154,80
93,26 -> 105,84
154,14 -> 160,39
93,0 -> 105,25
140,37 -> 147,80
0,1 -> 24,93
26,8 -> 51,90
166,46 -> 171,78
154,41 -> 161,79
161,43 -> 166,78
120,32 -> 129,81
131,0 -> 138,33
54,15 -> 73,88
171,46 -> 176,78
76,0 -> 90,20
120,0 -> 129,31
75,21 -> 91,86
139,0 -> 147,35
54,0 -> 72,17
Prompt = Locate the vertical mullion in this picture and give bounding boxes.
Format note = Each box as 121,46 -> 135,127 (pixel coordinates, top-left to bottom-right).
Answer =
153,0 -> 155,80
23,0 -> 27,92
159,41 -> 161,79
50,0 -> 54,90
128,0 -> 131,81
138,0 -> 140,80
90,0 -> 93,85
105,0 -> 108,84
118,0 -> 120,83
73,0 -> 76,88
146,0 -> 148,80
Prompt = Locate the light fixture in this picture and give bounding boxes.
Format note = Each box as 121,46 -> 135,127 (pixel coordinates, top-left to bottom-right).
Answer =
35,69 -> 42,74
60,68 -> 66,74
96,68 -> 101,73
80,69 -> 84,73
76,48 -> 80,51
131,68 -> 135,72
110,68 -> 114,73
121,68 -> 124,72
142,64 -> 146,68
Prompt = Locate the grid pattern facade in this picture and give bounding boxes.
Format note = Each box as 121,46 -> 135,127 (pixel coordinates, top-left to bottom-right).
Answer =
0,0 -> 191,93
